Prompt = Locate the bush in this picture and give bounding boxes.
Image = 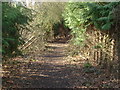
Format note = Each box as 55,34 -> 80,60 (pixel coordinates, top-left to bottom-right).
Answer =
2,3 -> 32,57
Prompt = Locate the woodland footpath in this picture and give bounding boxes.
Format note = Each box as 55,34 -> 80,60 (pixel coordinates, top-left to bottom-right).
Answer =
2,2 -> 120,89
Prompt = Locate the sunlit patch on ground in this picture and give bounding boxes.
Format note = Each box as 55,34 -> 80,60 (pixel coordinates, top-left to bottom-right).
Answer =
2,41 -> 120,88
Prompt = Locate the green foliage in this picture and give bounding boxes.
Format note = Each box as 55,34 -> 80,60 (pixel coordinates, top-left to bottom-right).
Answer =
63,2 -> 90,46
88,2 -> 119,30
33,2 -> 65,41
2,2 -> 65,57
83,62 -> 95,73
63,2 -> 119,46
84,62 -> 92,68
2,3 -> 32,56
93,43 -> 103,49
83,62 -> 100,73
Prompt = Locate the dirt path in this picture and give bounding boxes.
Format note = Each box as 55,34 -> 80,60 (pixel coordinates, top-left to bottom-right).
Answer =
2,42 -> 86,88
3,42 -> 77,88
2,41 -> 119,88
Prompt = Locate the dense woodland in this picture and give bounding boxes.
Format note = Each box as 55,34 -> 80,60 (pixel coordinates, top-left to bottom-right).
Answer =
2,1 -> 120,88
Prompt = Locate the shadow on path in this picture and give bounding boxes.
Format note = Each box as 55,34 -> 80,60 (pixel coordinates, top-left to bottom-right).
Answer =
2,37 -> 119,88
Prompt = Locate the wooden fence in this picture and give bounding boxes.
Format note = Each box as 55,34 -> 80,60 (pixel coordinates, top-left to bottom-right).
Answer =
79,25 -> 119,75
